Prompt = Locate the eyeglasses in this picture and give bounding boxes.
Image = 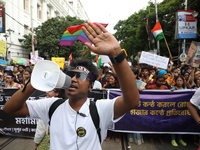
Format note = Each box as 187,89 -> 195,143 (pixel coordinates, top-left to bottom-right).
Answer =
65,71 -> 89,81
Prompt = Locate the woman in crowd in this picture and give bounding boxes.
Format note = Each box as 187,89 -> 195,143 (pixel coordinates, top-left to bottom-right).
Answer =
146,75 -> 168,90
24,70 -> 32,85
171,75 -> 187,90
104,73 -> 119,89
182,71 -> 191,89
171,75 -> 187,147
166,67 -> 180,87
5,72 -> 21,89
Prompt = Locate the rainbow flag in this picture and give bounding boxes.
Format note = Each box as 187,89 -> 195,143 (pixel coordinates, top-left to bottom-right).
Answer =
59,23 -> 108,46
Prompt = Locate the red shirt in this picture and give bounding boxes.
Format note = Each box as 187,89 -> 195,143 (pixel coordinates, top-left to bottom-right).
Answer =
146,84 -> 168,90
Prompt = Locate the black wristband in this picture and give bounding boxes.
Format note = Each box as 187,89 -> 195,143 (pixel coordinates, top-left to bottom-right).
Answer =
110,49 -> 127,64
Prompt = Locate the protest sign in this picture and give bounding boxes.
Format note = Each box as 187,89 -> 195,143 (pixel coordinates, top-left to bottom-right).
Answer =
185,41 -> 200,67
139,51 -> 169,69
0,89 -> 199,138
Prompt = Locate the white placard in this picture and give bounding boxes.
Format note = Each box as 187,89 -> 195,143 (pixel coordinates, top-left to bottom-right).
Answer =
99,55 -> 110,64
139,51 -> 169,69
30,50 -> 44,64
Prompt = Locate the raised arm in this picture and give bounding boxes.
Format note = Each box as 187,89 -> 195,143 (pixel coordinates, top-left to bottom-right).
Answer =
187,102 -> 200,125
82,23 -> 140,119
3,83 -> 36,116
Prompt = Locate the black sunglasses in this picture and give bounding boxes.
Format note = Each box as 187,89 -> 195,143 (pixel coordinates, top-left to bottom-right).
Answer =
65,71 -> 89,81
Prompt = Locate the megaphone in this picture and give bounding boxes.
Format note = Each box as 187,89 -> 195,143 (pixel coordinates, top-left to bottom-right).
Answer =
31,60 -> 71,92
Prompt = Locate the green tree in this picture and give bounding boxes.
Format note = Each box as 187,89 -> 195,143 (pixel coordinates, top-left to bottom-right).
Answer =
114,0 -> 200,64
19,16 -> 89,60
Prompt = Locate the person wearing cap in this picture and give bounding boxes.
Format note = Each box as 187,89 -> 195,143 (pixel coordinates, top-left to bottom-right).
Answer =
3,22 -> 139,150
157,70 -> 171,89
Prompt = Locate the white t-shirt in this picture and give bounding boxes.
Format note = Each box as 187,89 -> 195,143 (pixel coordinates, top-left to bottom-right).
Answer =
190,88 -> 200,107
34,119 -> 48,144
26,97 -> 119,150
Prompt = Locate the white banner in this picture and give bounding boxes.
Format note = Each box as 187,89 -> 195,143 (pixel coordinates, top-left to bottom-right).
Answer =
139,51 -> 169,69
30,50 -> 44,64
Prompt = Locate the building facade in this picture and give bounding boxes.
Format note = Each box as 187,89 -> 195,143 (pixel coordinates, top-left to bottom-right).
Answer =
0,0 -> 89,62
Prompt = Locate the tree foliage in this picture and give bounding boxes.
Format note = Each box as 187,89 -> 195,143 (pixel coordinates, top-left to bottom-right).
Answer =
19,16 -> 89,60
114,0 -> 200,64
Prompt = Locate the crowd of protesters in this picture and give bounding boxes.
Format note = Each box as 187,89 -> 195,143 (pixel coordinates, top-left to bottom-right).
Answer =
0,58 -> 200,148
93,60 -> 200,148
0,64 -> 32,89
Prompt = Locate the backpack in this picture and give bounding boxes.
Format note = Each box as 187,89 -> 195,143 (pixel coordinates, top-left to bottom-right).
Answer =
48,99 -> 101,143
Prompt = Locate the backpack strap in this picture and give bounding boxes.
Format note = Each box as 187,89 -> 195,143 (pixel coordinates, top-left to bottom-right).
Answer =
89,100 -> 101,143
48,99 -> 101,143
48,99 -> 66,125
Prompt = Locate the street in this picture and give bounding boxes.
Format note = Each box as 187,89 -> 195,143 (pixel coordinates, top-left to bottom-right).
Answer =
0,133 -> 198,150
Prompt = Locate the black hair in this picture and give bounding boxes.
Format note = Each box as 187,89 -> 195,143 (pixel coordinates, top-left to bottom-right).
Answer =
132,69 -> 139,75
174,75 -> 186,88
155,75 -> 164,80
132,69 -> 139,79
18,65 -> 26,69
149,67 -> 156,72
171,67 -> 178,73
141,66 -> 150,73
106,73 -> 120,88
69,58 -> 99,82
6,72 -> 15,78
24,70 -> 32,74
54,88 -> 67,99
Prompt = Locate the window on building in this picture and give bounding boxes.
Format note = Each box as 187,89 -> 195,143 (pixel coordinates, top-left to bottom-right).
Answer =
69,1 -> 73,6
24,25 -> 29,35
55,11 -> 60,17
47,6 -> 51,20
37,4 -> 42,19
24,0 -> 29,11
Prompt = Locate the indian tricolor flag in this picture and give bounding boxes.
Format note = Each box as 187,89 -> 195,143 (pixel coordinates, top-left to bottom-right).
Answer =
90,51 -> 97,56
69,53 -> 73,63
151,21 -> 164,41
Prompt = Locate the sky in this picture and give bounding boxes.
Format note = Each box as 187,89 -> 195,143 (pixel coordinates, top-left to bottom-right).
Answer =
81,0 -> 163,34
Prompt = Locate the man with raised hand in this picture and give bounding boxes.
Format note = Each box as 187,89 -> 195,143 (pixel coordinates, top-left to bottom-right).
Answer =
3,22 -> 139,150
